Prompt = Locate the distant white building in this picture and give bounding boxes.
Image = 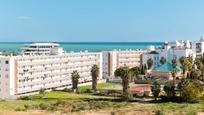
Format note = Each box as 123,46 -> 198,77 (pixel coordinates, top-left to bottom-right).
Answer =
143,41 -> 194,68
21,42 -> 64,55
192,36 -> 204,57
142,51 -> 160,69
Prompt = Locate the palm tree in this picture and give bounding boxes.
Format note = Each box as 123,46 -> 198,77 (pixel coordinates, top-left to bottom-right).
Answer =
195,58 -> 203,70
179,57 -> 191,77
179,56 -> 185,66
130,66 -> 141,82
191,69 -> 202,80
160,57 -> 166,65
147,58 -> 153,69
114,66 -> 130,94
171,57 -> 177,69
171,57 -> 177,84
91,64 -> 99,91
171,69 -> 177,85
71,70 -> 80,92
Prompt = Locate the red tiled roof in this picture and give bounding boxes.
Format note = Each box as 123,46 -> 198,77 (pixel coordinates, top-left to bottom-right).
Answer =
129,85 -> 151,92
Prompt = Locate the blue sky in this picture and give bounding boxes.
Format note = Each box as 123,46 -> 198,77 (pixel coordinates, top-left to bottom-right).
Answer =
0,0 -> 204,42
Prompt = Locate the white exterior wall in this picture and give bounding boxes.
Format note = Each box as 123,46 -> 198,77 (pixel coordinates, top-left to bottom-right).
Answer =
142,53 -> 159,69
109,51 -> 117,78
0,57 -> 16,99
155,48 -> 194,64
192,41 -> 204,57
107,50 -> 143,77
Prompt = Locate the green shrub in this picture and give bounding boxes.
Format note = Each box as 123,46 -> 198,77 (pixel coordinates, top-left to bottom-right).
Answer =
63,88 -> 73,92
15,106 -> 26,111
24,104 -> 30,109
155,109 -> 166,115
39,88 -> 46,95
163,82 -> 175,97
18,96 -> 31,100
178,78 -> 204,102
79,106 -> 85,111
151,82 -> 161,100
39,103 -> 48,110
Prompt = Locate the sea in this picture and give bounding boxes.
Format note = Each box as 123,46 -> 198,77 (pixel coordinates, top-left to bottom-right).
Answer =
0,42 -> 163,53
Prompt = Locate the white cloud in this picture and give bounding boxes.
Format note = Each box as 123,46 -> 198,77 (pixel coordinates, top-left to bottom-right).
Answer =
16,16 -> 32,20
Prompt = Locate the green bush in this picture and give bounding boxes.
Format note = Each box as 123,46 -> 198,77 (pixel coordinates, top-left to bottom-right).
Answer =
63,88 -> 73,92
18,96 -> 31,100
24,104 -> 30,109
15,106 -> 26,111
155,109 -> 166,115
163,82 -> 175,97
151,82 -> 161,100
178,78 -> 204,102
39,88 -> 46,95
39,103 -> 48,110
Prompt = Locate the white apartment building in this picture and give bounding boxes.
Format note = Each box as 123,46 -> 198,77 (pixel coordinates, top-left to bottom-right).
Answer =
143,41 -> 194,68
21,42 -> 64,55
103,50 -> 144,78
0,52 -> 103,99
192,37 -> 204,57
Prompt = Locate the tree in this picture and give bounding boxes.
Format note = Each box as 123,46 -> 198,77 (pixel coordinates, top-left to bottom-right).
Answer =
195,58 -> 203,70
171,57 -> 177,69
147,58 -> 153,69
151,82 -> 161,100
171,69 -> 177,85
114,67 -> 131,95
190,69 -> 201,80
179,57 -> 192,78
160,57 -> 166,65
142,64 -> 147,74
71,70 -> 80,92
130,66 -> 141,82
91,64 -> 99,91
163,83 -> 175,97
187,56 -> 193,65
178,78 -> 204,102
179,56 -> 185,66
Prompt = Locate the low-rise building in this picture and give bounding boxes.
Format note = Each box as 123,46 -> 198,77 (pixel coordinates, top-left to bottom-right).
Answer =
21,42 -> 64,55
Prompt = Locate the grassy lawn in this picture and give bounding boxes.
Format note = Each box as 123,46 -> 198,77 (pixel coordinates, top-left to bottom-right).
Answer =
0,82 -> 127,113
0,82 -> 203,115
154,102 -> 204,115
77,82 -> 121,92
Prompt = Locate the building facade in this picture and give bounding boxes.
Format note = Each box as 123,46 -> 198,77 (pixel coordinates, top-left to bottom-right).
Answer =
143,42 -> 194,69
192,37 -> 204,57
0,52 -> 103,99
103,50 -> 144,78
21,42 -> 64,55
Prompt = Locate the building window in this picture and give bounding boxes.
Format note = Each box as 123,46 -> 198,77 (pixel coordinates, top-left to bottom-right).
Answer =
5,74 -> 9,79
5,61 -> 9,64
